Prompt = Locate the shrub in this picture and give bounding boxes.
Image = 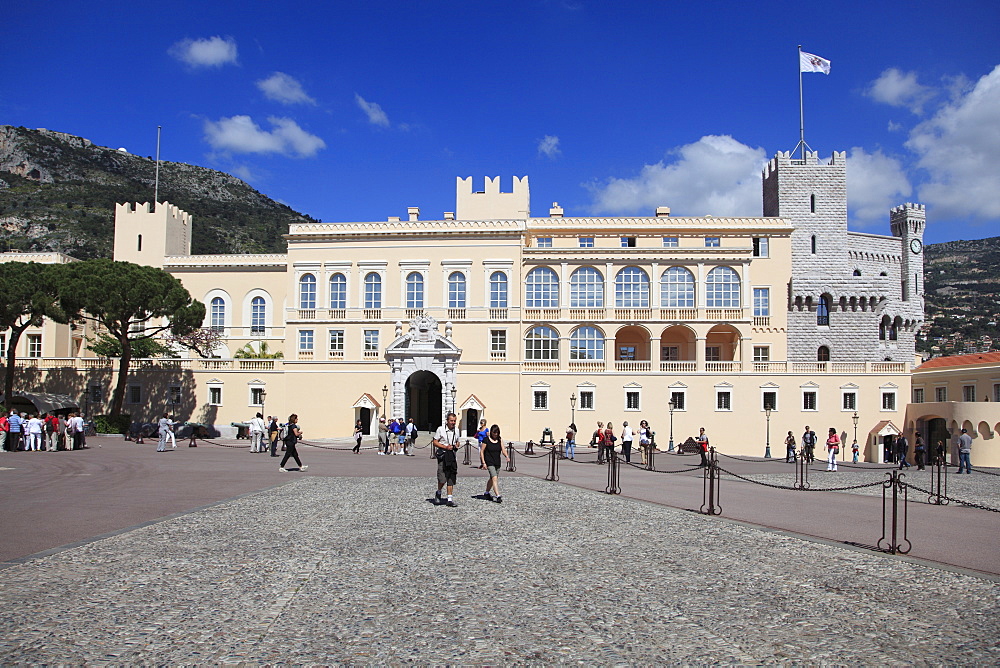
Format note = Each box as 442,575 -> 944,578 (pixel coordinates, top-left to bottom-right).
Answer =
94,413 -> 131,435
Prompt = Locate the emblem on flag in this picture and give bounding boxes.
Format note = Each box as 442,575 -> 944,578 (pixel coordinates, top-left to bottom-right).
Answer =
800,51 -> 831,75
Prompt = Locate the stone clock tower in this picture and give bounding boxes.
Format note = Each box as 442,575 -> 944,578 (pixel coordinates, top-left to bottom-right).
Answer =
890,203 -> 926,303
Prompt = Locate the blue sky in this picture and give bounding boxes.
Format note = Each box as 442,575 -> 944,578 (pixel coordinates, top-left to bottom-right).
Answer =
4,1 -> 999,244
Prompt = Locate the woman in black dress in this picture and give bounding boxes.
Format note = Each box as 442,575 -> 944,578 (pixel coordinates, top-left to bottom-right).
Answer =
479,424 -> 510,503
280,414 -> 307,471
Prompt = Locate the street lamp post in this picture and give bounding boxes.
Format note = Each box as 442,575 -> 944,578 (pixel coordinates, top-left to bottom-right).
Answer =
451,386 -> 457,415
259,389 -> 266,420
667,398 -> 675,452
382,384 -> 388,419
570,392 -> 576,426
852,411 -> 859,462
764,404 -> 772,458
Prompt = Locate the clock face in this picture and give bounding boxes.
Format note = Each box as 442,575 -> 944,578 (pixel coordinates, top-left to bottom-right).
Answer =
910,238 -> 922,254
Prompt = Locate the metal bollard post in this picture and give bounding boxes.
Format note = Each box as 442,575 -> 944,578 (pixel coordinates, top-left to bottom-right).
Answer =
545,443 -> 559,481
646,442 -> 656,471
558,438 -> 565,459
929,451 -> 948,505
605,449 -> 621,494
794,448 -> 810,489
700,447 -> 722,515
878,470 -> 912,554
524,440 -> 534,455
463,439 -> 471,466
505,443 -> 517,472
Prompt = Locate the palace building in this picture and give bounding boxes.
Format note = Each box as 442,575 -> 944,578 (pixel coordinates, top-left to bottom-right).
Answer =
4,150 -> 942,460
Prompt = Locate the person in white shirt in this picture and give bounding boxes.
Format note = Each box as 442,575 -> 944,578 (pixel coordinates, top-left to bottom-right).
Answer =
27,415 -> 44,451
156,413 -> 173,452
248,412 -> 267,453
620,421 -> 634,463
68,413 -> 85,450
432,412 -> 461,507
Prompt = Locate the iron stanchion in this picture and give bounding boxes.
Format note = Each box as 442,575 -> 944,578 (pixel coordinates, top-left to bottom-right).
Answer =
794,448 -> 810,489
505,443 -> 517,472
524,439 -> 535,455
878,470 -> 911,554
700,447 -> 721,515
929,447 -> 948,505
462,439 -> 471,466
605,450 -> 621,494
646,442 -> 655,471
545,443 -> 559,481
558,438 -> 565,459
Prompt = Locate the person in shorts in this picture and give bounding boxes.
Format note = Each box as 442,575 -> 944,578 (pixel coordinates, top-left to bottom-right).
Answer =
479,424 -> 511,503
433,412 -> 460,507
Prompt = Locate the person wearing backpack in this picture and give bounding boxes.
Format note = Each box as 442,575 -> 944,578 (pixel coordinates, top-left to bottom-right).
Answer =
279,414 -> 307,472
268,416 -> 280,456
405,417 -> 418,456
593,421 -> 605,464
696,427 -> 710,467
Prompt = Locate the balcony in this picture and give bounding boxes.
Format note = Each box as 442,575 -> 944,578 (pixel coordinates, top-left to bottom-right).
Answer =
753,316 -> 771,327
405,308 -> 424,319
615,361 -> 651,372
297,350 -> 314,361
297,309 -> 316,320
363,349 -> 381,360
660,361 -> 697,372
490,350 -> 507,362
569,308 -> 606,321
327,309 -> 346,320
523,360 -> 559,372
524,308 -> 561,321
706,361 -> 742,372
364,309 -> 381,320
705,308 -> 743,321
569,360 -> 606,372
659,308 -> 697,321
615,308 -> 652,321
489,308 -> 508,320
447,308 -> 466,320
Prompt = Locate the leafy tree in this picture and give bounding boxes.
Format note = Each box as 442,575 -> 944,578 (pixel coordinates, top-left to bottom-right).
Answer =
162,327 -> 225,359
86,332 -> 172,359
233,341 -> 284,359
0,262 -> 75,404
61,259 -> 205,416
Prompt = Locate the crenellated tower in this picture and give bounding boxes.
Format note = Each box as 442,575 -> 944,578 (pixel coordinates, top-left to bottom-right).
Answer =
113,201 -> 192,267
890,203 -> 926,303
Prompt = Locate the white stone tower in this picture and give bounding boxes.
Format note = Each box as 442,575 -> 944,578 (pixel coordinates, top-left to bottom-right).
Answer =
112,201 -> 192,267
890,203 -> 926,303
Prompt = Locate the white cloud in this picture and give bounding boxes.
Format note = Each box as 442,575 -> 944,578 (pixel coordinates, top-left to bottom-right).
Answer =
906,64 -> 1000,221
586,135 -> 766,216
866,68 -> 934,115
203,115 -> 326,158
168,36 -> 238,68
256,72 -> 316,105
846,147 -> 912,224
537,135 -> 561,159
229,164 -> 257,182
887,120 -> 903,132
354,94 -> 390,127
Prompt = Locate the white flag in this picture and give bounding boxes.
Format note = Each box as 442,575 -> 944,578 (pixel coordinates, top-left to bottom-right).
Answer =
800,51 -> 831,74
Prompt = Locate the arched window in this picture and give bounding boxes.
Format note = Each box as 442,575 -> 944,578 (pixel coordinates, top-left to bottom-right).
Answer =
364,273 -> 382,309
406,272 -> 424,308
251,296 -> 266,333
879,315 -> 889,340
817,345 -> 830,361
448,272 -> 466,308
853,269 -> 861,276
615,267 -> 650,307
525,326 -> 559,360
661,267 -> 695,308
490,271 -> 508,308
210,297 -> 225,331
890,316 -> 900,341
706,266 -> 741,308
570,326 -> 604,360
329,273 -> 347,309
525,267 -> 559,308
817,295 -> 831,326
570,267 -> 604,308
298,274 -> 316,309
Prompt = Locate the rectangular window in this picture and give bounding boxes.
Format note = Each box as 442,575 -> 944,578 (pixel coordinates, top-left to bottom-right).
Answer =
753,346 -> 770,362
298,329 -> 314,351
705,237 -> 720,248
626,391 -> 640,410
27,334 -> 42,358
994,383 -> 1000,403
209,386 -> 222,406
753,288 -> 770,317
802,391 -> 817,411
662,236 -> 678,248
250,387 -> 265,406
620,237 -> 636,248
661,346 -> 679,361
580,390 -> 594,410
882,392 -> 897,411
533,390 -> 548,410
962,385 -> 976,402
935,386 -> 947,402
490,329 -> 507,356
716,391 -> 731,411
762,391 -> 777,412
618,345 -> 636,361
579,237 -> 594,248
329,329 -> 344,354
670,391 -> 686,410
127,385 -> 141,405
364,329 -> 379,352
0,334 -> 5,358
705,346 -> 721,362
92,384 -> 105,404
752,237 -> 769,258
536,237 -> 552,248
842,392 -> 857,410
913,388 -> 924,403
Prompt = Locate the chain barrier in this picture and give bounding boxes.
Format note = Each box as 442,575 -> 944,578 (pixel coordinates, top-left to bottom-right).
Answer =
904,482 -> 1000,514
621,459 -> 694,475
715,465 -> 885,493
715,451 -> 788,464
971,467 -> 1000,477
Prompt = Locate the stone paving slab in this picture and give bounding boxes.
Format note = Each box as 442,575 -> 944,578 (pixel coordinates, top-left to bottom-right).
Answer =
1,476 -> 997,664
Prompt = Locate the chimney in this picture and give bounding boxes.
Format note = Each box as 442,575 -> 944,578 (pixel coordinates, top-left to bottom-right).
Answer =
655,206 -> 670,217
387,216 -> 401,222
408,207 -> 420,221
549,202 -> 564,217
443,212 -> 455,220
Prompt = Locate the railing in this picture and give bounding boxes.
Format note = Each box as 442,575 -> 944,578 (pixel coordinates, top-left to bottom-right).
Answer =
705,308 -> 743,321
753,316 -> 771,327
753,361 -> 788,373
329,350 -> 344,360
660,361 -> 697,372
871,362 -> 908,373
659,308 -> 697,321
615,360 -> 651,372
832,362 -> 866,373
524,308 -> 560,321
490,351 -> 507,362
523,360 -> 559,372
327,309 -> 346,320
364,308 -> 381,320
569,308 -> 606,320
489,308 -> 508,320
363,350 -> 381,360
615,308 -> 652,321
568,360 -> 606,372
297,350 -> 314,360
792,362 -> 829,373
447,308 -> 466,320
405,309 -> 424,319
297,309 -> 316,320
706,361 -> 742,372
237,360 -> 274,371
201,359 -> 233,370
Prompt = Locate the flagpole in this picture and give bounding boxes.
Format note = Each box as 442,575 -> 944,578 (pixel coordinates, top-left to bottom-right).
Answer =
797,45 -> 805,160
153,125 -> 162,209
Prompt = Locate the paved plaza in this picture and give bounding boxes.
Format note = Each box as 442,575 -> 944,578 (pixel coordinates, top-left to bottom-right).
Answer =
1,438 -> 998,664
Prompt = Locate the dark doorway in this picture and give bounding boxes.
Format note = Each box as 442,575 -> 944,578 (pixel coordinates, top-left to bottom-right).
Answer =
927,418 -> 950,463
883,434 -> 896,464
465,409 -> 479,437
359,407 -> 371,435
406,371 -> 442,432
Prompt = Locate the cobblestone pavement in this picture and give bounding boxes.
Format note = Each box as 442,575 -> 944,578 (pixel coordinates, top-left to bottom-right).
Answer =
732,463 -> 1000,510
1,476 -> 998,664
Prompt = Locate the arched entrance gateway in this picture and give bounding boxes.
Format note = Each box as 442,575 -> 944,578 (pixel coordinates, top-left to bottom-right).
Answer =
385,316 -> 461,433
